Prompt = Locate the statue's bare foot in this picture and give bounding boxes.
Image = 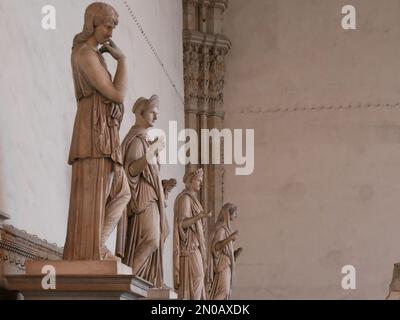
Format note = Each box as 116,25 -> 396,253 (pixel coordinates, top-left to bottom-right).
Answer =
100,247 -> 121,262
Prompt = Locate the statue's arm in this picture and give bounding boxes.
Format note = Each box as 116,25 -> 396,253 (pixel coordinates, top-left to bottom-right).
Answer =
128,155 -> 148,177
126,139 -> 148,177
128,137 -> 166,177
181,199 -> 210,229
180,197 -> 197,229
79,47 -> 127,104
214,230 -> 239,252
214,238 -> 230,252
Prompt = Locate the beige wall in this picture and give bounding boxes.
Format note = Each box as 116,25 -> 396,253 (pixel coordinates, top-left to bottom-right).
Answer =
0,0 -> 184,287
224,0 -> 400,299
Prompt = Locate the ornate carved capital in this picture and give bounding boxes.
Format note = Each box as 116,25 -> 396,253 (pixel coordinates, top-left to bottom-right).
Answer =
183,31 -> 230,114
183,30 -> 231,49
209,0 -> 228,12
184,0 -> 228,11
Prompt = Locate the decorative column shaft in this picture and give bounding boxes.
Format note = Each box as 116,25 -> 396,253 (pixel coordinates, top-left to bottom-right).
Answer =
182,0 -> 231,246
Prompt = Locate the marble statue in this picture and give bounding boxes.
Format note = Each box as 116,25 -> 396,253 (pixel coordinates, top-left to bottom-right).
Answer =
116,95 -> 176,288
173,168 -> 211,300
63,2 -> 131,261
387,263 -> 400,299
209,203 -> 243,300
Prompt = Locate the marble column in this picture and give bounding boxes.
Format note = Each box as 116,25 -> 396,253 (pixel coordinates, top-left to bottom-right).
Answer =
182,0 -> 231,256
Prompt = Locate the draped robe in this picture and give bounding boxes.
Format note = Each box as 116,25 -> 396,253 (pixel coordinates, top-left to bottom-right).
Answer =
116,126 -> 168,287
209,222 -> 235,300
63,42 -> 130,261
173,190 -> 207,300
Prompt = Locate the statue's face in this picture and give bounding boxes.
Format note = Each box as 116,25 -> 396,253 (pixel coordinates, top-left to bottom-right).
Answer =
229,208 -> 238,221
94,22 -> 115,45
189,176 -> 203,192
142,106 -> 159,128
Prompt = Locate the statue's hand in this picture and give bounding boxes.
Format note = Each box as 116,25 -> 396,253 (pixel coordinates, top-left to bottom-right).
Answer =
146,136 -> 166,164
163,179 -> 177,193
234,247 -> 243,259
230,230 -> 239,242
200,211 -> 212,219
111,103 -> 123,120
99,39 -> 125,61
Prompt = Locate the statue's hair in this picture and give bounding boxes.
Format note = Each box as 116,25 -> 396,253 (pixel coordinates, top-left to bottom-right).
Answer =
72,2 -> 119,48
183,168 -> 204,185
132,95 -> 160,115
217,203 -> 237,224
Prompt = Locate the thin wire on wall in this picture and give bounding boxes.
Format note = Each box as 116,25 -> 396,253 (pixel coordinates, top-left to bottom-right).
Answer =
122,0 -> 185,107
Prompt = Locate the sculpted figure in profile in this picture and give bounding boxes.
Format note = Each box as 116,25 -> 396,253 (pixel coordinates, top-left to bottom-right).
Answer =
209,203 -> 243,300
63,2 -> 131,261
173,168 -> 211,300
116,95 -> 176,287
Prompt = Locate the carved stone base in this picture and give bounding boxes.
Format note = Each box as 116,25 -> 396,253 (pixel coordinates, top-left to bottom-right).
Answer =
148,287 -> 178,300
5,260 -> 152,300
0,223 -> 63,296
0,287 -> 21,300
386,291 -> 400,300
5,274 -> 151,300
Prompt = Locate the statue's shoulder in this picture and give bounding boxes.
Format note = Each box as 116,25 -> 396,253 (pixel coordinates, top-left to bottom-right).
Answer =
123,132 -> 145,148
175,190 -> 186,201
213,226 -> 226,240
174,191 -> 192,215
73,43 -> 98,62
132,134 -> 146,142
176,191 -> 194,205
122,131 -> 148,161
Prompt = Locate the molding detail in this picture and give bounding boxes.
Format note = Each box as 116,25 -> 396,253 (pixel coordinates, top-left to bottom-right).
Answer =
0,223 -> 63,280
233,102 -> 400,115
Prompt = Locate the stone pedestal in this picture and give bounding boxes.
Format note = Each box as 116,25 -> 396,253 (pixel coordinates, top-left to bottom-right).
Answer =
387,263 -> 400,300
5,260 -> 152,300
148,287 -> 178,300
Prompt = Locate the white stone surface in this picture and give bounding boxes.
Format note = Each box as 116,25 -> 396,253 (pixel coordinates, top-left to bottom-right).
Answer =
0,0 -> 184,288
224,0 -> 400,299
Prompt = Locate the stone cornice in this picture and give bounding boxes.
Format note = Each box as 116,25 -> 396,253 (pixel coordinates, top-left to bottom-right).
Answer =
1,225 -> 62,256
184,0 -> 228,11
209,111 -> 225,119
183,30 -> 231,51
186,108 -> 225,119
210,0 -> 229,12
0,224 -> 63,270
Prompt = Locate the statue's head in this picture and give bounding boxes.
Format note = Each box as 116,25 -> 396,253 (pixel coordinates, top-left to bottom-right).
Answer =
217,203 -> 238,225
73,2 -> 119,48
132,95 -> 160,128
183,168 -> 204,192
